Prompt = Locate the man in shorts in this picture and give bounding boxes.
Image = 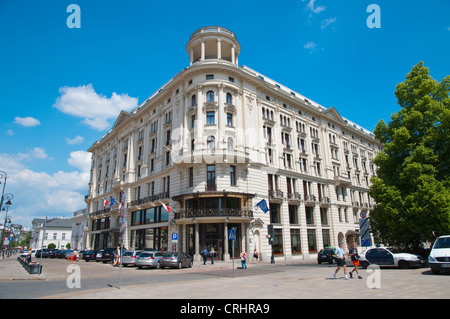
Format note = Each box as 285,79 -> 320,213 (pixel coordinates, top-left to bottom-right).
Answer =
348,242 -> 362,279
333,242 -> 349,280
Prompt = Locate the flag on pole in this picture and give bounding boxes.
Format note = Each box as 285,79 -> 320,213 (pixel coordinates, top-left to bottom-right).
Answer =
110,197 -> 115,207
159,201 -> 172,213
103,198 -> 109,208
255,199 -> 269,213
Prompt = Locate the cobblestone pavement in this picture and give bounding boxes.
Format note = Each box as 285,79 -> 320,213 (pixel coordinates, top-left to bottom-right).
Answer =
1,255 -> 448,300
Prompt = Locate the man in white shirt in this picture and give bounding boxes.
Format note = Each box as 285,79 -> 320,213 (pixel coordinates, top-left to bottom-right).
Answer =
333,242 -> 349,280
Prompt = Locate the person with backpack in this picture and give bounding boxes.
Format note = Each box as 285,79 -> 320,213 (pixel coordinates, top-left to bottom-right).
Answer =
348,242 -> 362,279
240,250 -> 247,269
202,247 -> 208,265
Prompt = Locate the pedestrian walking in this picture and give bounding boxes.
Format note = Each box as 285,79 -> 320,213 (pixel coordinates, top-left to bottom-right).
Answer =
202,247 -> 208,265
348,242 -> 362,279
113,246 -> 121,266
72,249 -> 78,264
333,242 -> 349,280
240,250 -> 247,269
253,249 -> 259,264
210,247 -> 215,264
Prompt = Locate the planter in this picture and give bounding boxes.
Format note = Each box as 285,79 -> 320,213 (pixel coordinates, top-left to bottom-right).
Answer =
27,264 -> 41,274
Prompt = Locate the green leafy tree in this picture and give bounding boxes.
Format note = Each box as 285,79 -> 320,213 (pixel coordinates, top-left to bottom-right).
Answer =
370,62 -> 450,249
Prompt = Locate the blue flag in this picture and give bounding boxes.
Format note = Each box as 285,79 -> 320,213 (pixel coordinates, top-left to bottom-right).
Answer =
256,199 -> 269,213
110,197 -> 115,207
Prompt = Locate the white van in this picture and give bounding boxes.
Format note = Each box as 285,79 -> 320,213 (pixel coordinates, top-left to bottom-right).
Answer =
428,235 -> 450,274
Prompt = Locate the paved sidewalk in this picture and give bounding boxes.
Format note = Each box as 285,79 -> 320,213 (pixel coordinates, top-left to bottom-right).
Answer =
0,256 -> 47,281
43,261 -> 449,299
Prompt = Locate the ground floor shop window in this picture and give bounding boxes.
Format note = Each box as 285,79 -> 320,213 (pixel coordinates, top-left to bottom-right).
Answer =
273,228 -> 283,255
307,229 -> 317,253
322,229 -> 331,248
130,226 -> 168,251
290,229 -> 301,254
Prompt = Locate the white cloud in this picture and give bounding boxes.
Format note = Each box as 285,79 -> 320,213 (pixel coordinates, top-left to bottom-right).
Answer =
0,150 -> 91,228
303,0 -> 326,14
321,17 -> 337,29
304,41 -> 318,53
53,84 -> 139,131
66,135 -> 84,145
14,116 -> 41,127
6,129 -> 14,136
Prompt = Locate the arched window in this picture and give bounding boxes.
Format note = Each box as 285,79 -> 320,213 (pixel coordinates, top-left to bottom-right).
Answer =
227,137 -> 233,150
207,136 -> 215,150
191,94 -> 197,106
226,93 -> 233,104
206,91 -> 215,102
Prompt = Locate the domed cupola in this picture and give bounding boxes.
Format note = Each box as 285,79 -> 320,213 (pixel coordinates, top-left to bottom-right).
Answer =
186,26 -> 240,67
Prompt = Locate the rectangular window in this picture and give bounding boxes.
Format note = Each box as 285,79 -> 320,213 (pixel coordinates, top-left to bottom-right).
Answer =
189,167 -> 194,187
322,229 -> 331,249
273,228 -> 283,255
230,165 -> 236,186
270,203 -> 281,224
207,165 -> 216,189
206,112 -> 215,125
290,229 -> 301,254
206,74 -> 214,80
305,206 -> 314,225
320,208 -> 328,226
289,205 -> 298,224
226,113 -> 233,126
307,229 -> 317,253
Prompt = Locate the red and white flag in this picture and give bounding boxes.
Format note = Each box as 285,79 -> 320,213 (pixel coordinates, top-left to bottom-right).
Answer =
160,202 -> 172,213
103,198 -> 109,208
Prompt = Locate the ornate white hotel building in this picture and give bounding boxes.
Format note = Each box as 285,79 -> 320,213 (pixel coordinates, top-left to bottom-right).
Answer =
85,26 -> 383,262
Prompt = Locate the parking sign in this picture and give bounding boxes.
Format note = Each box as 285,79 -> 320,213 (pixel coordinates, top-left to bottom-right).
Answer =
172,233 -> 178,242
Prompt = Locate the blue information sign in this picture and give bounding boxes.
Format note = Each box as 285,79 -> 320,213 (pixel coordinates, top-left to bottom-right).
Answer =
228,228 -> 236,240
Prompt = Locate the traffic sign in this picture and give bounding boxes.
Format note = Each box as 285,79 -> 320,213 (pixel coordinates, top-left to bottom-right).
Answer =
172,233 -> 178,242
359,217 -> 372,247
228,228 -> 236,240
360,211 -> 367,219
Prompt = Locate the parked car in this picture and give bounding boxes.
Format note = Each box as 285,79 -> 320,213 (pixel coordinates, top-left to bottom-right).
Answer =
97,247 -> 116,263
95,250 -> 104,262
49,249 -> 61,258
82,250 -> 98,262
43,249 -> 57,258
160,251 -> 193,269
358,247 -> 424,269
64,250 -> 75,259
136,251 -> 164,269
122,250 -> 143,267
57,250 -> 67,258
35,249 -> 48,258
428,235 -> 450,274
317,248 -> 337,264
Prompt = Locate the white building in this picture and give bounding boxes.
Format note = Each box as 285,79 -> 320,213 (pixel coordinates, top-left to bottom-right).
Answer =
71,209 -> 88,250
85,26 -> 382,262
31,218 -> 73,250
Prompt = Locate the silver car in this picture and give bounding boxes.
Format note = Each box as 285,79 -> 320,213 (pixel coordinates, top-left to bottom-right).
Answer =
121,250 -> 143,267
136,251 -> 164,269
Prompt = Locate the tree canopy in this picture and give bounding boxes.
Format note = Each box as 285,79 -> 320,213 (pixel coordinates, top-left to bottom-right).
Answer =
369,62 -> 450,249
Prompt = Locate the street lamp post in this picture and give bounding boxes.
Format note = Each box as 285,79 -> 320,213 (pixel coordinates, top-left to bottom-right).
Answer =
1,198 -> 13,259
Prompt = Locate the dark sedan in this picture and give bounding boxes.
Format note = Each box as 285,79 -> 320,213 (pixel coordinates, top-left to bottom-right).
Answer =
160,252 -> 193,269
82,250 -> 98,262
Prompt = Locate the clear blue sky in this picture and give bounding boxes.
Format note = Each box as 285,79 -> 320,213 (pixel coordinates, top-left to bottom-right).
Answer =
0,0 -> 449,228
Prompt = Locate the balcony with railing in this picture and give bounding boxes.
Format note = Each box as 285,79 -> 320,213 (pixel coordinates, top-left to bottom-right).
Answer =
174,208 -> 253,220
